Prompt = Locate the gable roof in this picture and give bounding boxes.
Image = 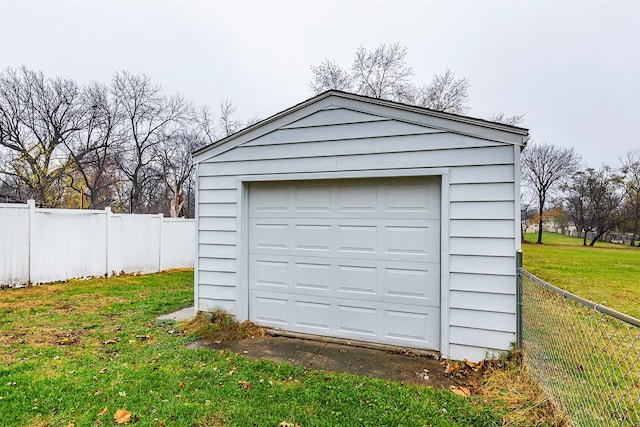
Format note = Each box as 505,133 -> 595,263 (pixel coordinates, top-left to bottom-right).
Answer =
193,90 -> 529,164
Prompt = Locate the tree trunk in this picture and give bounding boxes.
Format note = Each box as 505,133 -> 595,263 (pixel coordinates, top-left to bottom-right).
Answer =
589,230 -> 608,246
536,198 -> 544,244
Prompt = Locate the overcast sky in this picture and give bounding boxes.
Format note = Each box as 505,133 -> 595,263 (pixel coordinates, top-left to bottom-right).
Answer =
0,0 -> 638,167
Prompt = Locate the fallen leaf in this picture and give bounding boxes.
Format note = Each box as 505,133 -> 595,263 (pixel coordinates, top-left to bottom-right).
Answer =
102,338 -> 119,345
278,422 -> 301,427
97,407 -> 109,416
445,363 -> 459,374
114,409 -> 131,424
450,386 -> 471,397
238,380 -> 252,390
67,421 -> 75,427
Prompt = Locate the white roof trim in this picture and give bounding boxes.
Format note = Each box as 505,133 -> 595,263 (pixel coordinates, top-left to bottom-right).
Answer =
193,91 -> 529,164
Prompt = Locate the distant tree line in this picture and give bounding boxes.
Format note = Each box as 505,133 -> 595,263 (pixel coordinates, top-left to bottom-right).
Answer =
522,143 -> 640,247
0,67 -> 253,216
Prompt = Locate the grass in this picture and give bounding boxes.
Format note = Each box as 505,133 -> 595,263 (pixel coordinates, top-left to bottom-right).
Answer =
522,232 -> 640,318
1,270 -> 509,426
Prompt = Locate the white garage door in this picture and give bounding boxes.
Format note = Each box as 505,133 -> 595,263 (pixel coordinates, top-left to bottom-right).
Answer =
248,177 -> 441,350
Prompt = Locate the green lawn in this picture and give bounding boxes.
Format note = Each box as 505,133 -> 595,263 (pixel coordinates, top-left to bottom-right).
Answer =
522,232 -> 640,318
0,270 -> 503,426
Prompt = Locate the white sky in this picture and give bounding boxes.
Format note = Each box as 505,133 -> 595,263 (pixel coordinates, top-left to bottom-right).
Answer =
0,0 -> 638,167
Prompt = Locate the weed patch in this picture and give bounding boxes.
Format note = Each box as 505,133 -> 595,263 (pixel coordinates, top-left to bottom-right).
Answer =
183,309 -> 267,343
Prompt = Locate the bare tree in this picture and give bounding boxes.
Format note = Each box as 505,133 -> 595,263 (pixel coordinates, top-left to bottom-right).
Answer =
194,100 -> 257,148
309,59 -> 353,93
620,149 -> 640,246
490,112 -> 525,126
521,142 -> 582,244
564,171 -> 592,245
520,190 -> 537,243
351,43 -> 414,102
155,131 -> 201,217
64,81 -> 123,209
218,99 -> 242,137
0,67 -> 85,207
413,69 -> 470,114
111,71 -> 191,213
564,167 -> 625,246
309,43 -> 472,114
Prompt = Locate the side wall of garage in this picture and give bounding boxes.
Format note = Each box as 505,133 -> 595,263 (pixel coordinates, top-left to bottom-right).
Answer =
194,94 -> 524,361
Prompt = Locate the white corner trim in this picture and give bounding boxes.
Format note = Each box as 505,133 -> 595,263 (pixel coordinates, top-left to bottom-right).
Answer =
439,171 -> 451,359
513,144 -> 522,252
193,163 -> 200,312
235,178 -> 250,321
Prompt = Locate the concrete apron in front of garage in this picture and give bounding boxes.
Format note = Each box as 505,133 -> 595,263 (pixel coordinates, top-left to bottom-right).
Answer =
188,332 -> 459,387
160,307 -> 463,387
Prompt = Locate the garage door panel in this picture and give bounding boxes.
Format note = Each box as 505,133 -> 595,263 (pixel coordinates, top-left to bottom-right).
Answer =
294,224 -> 331,251
251,254 -> 439,305
254,224 -> 289,249
294,301 -> 331,330
253,186 -> 289,212
254,260 -> 289,287
294,262 -> 331,290
385,310 -> 438,344
384,224 -> 438,257
337,184 -> 378,212
336,265 -> 377,294
383,182 -> 436,214
338,305 -> 377,336
251,291 -> 441,350
251,296 -> 289,325
383,266 -> 439,302
249,177 -> 441,351
337,225 -> 377,253
250,219 -> 439,263
294,186 -> 331,212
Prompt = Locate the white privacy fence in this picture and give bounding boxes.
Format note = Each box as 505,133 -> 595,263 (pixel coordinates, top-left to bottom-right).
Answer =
0,201 -> 195,287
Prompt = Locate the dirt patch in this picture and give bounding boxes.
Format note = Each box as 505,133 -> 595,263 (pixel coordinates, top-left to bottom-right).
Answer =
0,326 -> 85,347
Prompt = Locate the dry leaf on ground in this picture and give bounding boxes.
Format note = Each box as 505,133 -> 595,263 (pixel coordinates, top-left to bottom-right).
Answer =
114,409 -> 131,424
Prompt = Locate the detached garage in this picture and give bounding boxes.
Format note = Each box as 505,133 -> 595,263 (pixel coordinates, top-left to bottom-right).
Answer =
193,91 -> 529,362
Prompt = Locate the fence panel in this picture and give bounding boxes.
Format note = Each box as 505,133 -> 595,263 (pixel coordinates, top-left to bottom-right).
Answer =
0,202 -> 194,286
0,203 -> 29,286
108,214 -> 162,275
31,209 -> 108,283
161,218 -> 196,270
521,269 -> 640,426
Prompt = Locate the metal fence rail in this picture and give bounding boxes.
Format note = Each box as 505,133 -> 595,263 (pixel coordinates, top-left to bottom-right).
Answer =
520,268 -> 640,426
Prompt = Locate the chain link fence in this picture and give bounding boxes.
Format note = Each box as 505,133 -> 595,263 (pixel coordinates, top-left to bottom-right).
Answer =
519,265 -> 640,426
